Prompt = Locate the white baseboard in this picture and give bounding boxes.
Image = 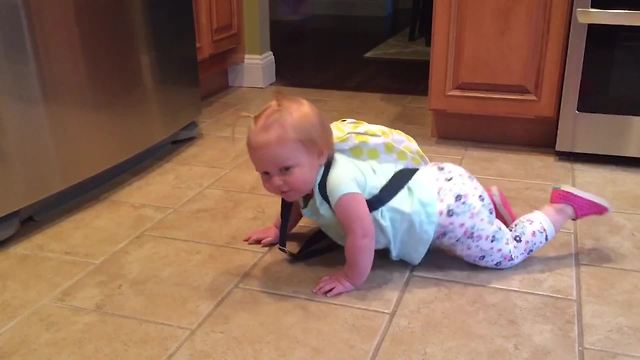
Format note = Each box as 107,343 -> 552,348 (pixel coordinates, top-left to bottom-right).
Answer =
228,52 -> 276,88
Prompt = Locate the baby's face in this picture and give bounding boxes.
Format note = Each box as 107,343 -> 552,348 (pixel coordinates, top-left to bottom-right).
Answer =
249,140 -> 323,202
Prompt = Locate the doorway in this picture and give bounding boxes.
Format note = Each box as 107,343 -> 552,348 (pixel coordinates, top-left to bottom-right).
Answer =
269,0 -> 432,95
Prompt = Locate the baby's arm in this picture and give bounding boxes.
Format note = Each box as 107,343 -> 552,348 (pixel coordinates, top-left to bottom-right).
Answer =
245,201 -> 303,246
313,193 -> 375,296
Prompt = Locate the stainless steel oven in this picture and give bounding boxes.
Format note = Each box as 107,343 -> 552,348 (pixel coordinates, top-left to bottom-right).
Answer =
556,0 -> 640,157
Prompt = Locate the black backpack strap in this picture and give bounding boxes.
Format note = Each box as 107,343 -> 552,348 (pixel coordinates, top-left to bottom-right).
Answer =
278,156 -> 339,260
287,229 -> 341,262
366,168 -> 419,211
317,155 -> 333,210
318,157 -> 419,213
277,199 -> 293,254
277,196 -> 341,260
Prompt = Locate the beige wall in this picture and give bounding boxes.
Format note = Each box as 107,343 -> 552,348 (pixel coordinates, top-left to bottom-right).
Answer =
242,0 -> 270,55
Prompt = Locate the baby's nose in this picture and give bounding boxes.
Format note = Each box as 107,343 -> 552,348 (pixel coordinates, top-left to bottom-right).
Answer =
271,176 -> 284,187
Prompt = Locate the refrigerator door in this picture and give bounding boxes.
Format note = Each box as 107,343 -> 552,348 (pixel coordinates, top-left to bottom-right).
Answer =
0,0 -> 201,217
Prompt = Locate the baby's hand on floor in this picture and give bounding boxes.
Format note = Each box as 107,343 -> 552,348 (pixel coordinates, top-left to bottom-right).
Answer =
244,226 -> 279,247
313,271 -> 355,297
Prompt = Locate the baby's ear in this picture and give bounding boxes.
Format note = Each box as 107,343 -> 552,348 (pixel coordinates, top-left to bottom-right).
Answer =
316,148 -> 330,164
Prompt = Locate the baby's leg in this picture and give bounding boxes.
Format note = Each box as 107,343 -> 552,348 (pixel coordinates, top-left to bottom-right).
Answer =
432,181 -> 609,269
428,162 -> 555,269
450,211 -> 556,269
433,205 -> 558,268
472,185 -> 610,268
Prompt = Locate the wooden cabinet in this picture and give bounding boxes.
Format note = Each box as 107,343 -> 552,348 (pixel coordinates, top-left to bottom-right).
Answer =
192,0 -> 242,97
193,0 -> 241,61
429,0 -> 571,119
430,0 -> 571,117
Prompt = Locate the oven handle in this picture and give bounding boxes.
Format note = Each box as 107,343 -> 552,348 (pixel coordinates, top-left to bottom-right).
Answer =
577,9 -> 640,26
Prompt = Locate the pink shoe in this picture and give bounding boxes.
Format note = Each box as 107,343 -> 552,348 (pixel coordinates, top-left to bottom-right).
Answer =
487,186 -> 517,226
550,185 -> 610,220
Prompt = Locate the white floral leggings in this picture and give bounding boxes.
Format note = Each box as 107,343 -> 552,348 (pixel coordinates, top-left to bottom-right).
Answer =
428,163 -> 556,269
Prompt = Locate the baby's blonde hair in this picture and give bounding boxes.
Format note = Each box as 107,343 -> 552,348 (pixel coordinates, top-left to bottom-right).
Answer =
247,95 -> 334,158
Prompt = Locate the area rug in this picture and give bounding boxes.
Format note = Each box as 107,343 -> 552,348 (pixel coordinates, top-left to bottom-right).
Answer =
364,28 -> 430,61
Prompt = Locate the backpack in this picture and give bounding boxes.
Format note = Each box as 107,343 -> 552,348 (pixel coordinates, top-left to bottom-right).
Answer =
277,119 -> 427,261
331,119 -> 430,168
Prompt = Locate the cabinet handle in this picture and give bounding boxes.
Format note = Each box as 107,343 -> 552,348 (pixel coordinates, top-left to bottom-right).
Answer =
576,9 -> 640,26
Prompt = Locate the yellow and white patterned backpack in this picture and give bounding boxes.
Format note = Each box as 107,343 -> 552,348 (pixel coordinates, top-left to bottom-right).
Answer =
330,119 -> 429,168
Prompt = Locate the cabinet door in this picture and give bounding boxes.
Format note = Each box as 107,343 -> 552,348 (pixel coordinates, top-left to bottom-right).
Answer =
429,0 -> 571,118
209,0 -> 240,55
193,0 -> 213,61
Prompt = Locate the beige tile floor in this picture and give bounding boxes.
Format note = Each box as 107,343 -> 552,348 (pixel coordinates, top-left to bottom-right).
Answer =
1,86 -> 639,360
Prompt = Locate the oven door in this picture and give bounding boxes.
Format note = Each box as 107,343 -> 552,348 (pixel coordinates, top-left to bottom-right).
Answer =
556,0 -> 640,157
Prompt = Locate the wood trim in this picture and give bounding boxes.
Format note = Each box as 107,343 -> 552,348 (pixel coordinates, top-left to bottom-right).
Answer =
446,1 -> 551,99
194,0 -> 213,61
210,0 -> 238,41
209,0 -> 240,55
431,110 -> 558,147
192,1 -> 200,49
227,0 -> 244,66
198,50 -> 231,98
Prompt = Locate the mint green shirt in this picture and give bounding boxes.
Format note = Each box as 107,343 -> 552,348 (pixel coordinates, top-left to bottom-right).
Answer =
300,153 -> 439,265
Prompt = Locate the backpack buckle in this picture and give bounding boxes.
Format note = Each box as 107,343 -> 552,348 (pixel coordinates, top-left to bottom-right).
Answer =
278,245 -> 289,254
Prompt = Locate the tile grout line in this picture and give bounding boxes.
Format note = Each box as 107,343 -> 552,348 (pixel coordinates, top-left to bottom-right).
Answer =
574,232 -> 586,360
207,186 -> 275,198
162,248 -> 272,360
0,163 -> 228,337
0,201 -> 180,336
169,170 -> 232,210
583,345 -> 640,358
608,209 -> 640,215
198,103 -> 243,125
3,157 -> 274,350
94,207 -> 177,264
107,165 -> 231,222
90,153 -> 291,358
101,197 -> 176,210
100,163 -> 230,206
80,163 -> 269,354
167,148 -> 250,171
410,272 -> 577,301
571,163 -> 586,360
579,263 -> 640,274
236,285 -> 390,314
368,267 -> 414,360
460,147 -> 466,166
474,175 -> 559,186
4,248 -> 99,265
202,187 -> 277,199
0,258 -> 100,336
103,162 -> 237,266
93,164 -> 231,262
207,154 -> 245,173
50,302 -> 192,331
136,233 -> 269,254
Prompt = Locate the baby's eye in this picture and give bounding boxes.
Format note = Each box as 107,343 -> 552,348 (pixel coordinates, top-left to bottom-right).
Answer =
280,166 -> 292,174
260,171 -> 271,177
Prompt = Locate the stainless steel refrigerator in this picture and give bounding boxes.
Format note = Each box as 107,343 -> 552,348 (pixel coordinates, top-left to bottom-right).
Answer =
0,0 -> 201,239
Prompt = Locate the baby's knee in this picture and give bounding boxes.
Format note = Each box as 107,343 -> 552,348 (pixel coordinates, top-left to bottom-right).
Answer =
491,259 -> 521,270
466,252 -> 524,270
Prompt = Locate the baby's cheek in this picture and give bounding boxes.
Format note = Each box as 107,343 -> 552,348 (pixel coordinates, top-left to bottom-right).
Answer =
261,180 -> 274,193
